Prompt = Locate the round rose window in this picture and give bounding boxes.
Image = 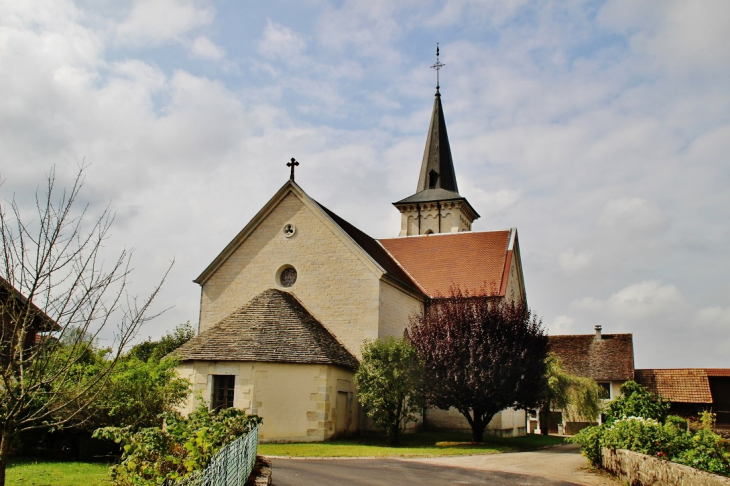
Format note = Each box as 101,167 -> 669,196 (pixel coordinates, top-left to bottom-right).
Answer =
280,267 -> 297,287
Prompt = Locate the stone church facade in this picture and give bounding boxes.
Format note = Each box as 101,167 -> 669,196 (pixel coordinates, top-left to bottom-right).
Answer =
173,85 -> 528,441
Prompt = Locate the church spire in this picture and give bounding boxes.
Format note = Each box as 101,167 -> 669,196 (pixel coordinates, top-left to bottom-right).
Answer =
416,88 -> 458,193
392,45 -> 479,237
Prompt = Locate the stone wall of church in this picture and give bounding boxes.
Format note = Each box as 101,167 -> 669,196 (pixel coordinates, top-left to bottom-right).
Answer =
426,407 -> 527,437
504,248 -> 525,303
378,280 -> 424,339
175,361 -> 358,442
198,191 -> 381,359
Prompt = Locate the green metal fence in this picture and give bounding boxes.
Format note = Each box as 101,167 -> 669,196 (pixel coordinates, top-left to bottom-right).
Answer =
168,425 -> 259,486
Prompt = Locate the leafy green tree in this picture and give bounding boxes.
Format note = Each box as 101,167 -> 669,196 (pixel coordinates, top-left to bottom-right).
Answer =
354,337 -> 423,445
128,322 -> 195,363
540,354 -> 603,435
51,324 -> 194,431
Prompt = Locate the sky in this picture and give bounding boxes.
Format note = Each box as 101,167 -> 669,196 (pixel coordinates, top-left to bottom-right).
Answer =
1,0 -> 729,368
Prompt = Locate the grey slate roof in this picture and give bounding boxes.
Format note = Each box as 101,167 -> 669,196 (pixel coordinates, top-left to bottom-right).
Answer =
549,333 -> 635,382
315,202 -> 421,293
172,289 -> 359,369
417,91 -> 458,193
395,188 -> 464,204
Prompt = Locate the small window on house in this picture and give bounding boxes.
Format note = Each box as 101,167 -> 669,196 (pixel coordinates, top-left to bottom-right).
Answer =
428,169 -> 439,189
598,382 -> 611,399
212,375 -> 235,410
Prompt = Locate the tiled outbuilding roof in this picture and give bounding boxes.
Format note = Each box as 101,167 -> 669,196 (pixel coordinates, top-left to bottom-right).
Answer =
634,369 -> 713,404
172,289 -> 359,369
378,231 -> 512,298
549,333 -> 634,382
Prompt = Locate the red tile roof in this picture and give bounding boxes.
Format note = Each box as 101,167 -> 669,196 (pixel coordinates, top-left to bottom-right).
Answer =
706,369 -> 730,377
378,231 -> 512,298
549,334 -> 635,382
634,369 -> 713,404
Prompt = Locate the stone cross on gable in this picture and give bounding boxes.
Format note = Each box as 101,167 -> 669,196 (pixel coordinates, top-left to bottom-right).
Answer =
287,158 -> 299,181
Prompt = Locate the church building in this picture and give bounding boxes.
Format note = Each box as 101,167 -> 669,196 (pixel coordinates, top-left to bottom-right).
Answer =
173,79 -> 528,441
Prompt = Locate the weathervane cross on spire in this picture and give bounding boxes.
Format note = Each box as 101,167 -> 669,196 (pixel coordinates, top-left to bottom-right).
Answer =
431,43 -> 445,92
287,157 -> 299,181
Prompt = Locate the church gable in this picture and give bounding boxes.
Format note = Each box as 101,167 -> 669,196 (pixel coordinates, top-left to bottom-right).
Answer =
195,181 -> 411,359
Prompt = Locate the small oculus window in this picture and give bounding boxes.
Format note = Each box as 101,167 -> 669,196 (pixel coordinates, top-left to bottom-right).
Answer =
283,223 -> 296,238
279,266 -> 297,287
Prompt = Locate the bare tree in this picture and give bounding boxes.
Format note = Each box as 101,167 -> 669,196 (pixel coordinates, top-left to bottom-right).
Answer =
407,288 -> 548,442
0,167 -> 171,485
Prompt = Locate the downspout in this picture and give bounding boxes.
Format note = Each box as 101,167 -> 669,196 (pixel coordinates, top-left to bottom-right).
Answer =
417,204 -> 421,235
438,202 -> 442,233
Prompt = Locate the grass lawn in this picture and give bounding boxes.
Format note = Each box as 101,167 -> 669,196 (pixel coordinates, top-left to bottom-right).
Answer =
5,460 -> 111,486
258,431 -> 564,457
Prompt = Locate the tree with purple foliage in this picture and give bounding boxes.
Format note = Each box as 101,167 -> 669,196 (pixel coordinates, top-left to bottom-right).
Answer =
407,289 -> 549,442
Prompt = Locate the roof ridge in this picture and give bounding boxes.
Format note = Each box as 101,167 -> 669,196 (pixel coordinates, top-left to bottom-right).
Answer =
378,229 -> 512,241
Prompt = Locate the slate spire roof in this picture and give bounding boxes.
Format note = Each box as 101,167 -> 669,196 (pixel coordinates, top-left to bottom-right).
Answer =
416,90 -> 459,194
393,89 -> 479,222
172,289 -> 359,369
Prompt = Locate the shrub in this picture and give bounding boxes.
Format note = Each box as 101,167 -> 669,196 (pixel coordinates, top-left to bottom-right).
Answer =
603,381 -> 670,424
570,423 -> 606,465
93,404 -> 261,485
570,412 -> 730,476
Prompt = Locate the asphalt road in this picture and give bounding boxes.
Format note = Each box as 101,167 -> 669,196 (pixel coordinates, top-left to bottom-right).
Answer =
270,458 -> 581,486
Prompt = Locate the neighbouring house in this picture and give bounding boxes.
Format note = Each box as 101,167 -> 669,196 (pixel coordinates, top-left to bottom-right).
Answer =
172,82 -> 529,441
545,326 -> 635,434
0,276 -> 58,365
635,368 -> 730,427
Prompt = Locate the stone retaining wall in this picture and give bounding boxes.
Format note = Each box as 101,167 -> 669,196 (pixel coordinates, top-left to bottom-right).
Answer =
601,447 -> 730,486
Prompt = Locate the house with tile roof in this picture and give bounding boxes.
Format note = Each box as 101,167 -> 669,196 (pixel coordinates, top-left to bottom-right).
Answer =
1,277 -> 59,366
635,368 -> 730,426
545,326 -> 635,434
174,81 -> 529,441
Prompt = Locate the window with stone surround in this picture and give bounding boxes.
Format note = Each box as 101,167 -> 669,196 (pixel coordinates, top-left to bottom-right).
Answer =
212,375 -> 235,410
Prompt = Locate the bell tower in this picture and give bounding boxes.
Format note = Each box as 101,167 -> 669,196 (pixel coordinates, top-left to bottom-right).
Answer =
393,46 -> 479,236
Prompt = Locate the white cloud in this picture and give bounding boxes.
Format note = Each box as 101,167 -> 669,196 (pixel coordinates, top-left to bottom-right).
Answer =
559,248 -> 593,273
189,36 -> 225,61
606,280 -> 686,319
116,0 -> 215,45
598,197 -> 668,235
258,20 -> 305,60
599,0 -> 730,74
549,315 -> 575,335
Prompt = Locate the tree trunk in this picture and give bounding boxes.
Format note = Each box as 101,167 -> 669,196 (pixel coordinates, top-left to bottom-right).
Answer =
0,430 -> 10,486
540,404 -> 550,436
470,416 -> 485,442
390,423 -> 400,446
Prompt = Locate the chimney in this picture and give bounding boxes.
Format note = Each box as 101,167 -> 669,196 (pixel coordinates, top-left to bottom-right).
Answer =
594,325 -> 602,341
